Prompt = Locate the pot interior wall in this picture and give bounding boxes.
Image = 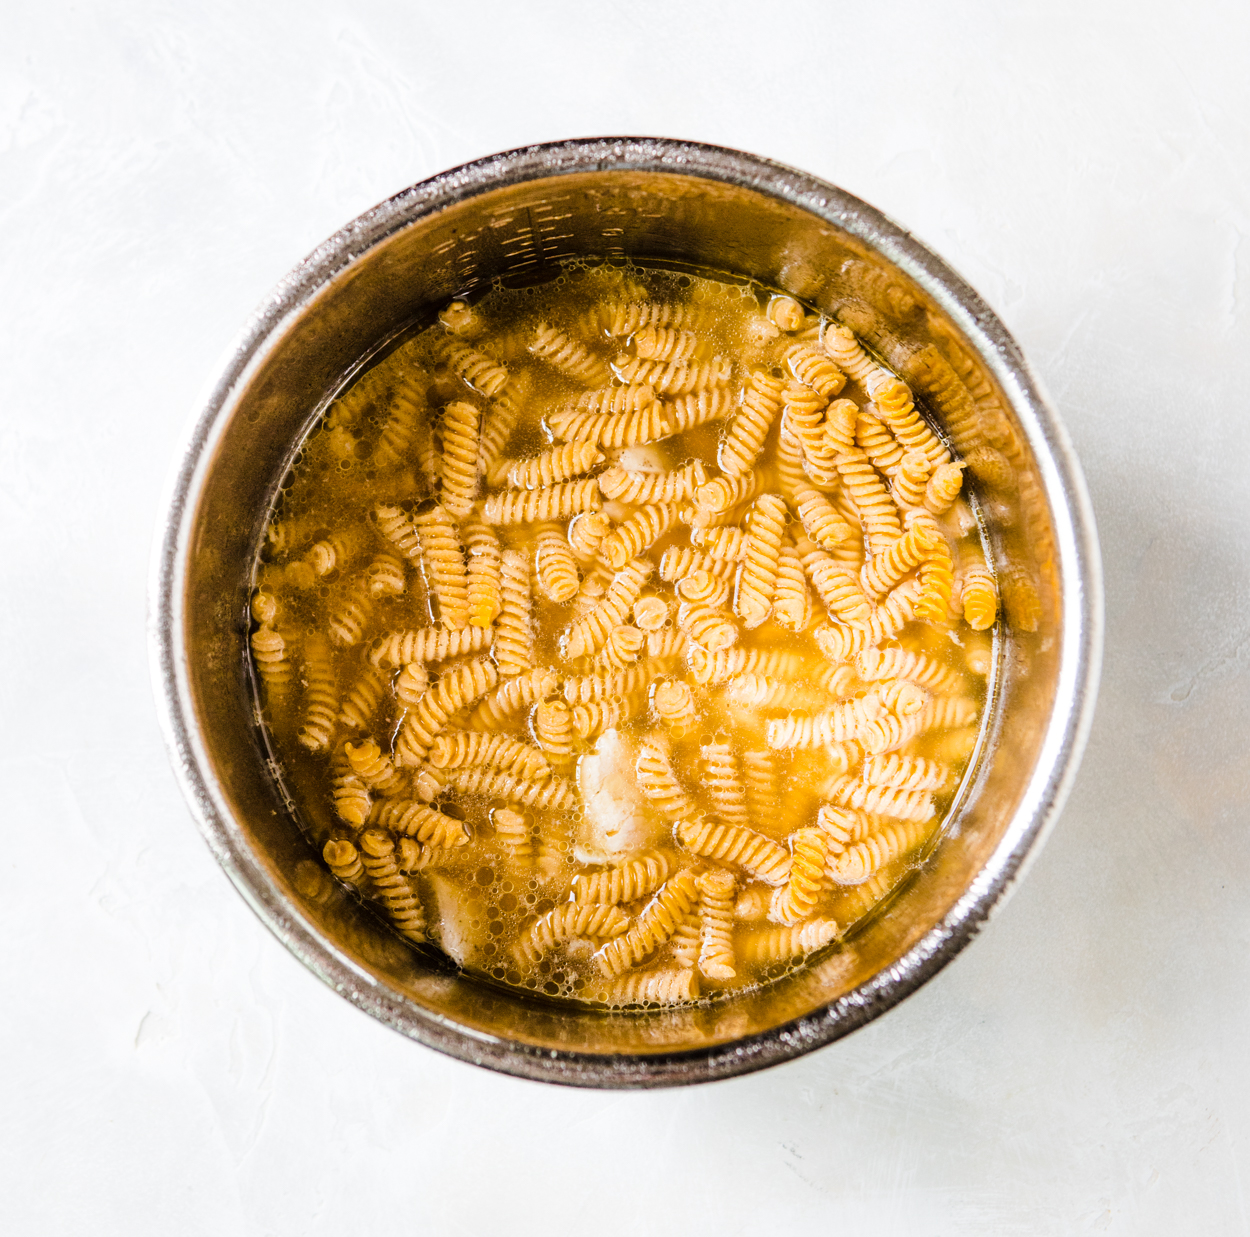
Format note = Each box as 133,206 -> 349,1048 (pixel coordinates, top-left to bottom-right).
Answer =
182,169 -> 1060,1066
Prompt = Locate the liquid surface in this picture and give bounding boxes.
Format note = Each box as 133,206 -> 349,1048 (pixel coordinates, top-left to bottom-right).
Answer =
249,263 -> 994,1008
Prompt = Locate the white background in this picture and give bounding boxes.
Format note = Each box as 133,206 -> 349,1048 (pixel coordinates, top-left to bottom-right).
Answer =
3,2 -> 1248,1233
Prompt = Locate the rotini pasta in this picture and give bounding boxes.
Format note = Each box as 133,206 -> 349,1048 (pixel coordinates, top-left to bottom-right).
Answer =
697,868 -> 738,980
512,901 -> 629,966
358,830 -> 426,942
369,623 -> 492,668
600,503 -> 679,570
826,816 -> 936,885
529,323 -> 612,386
482,479 -> 602,525
506,442 -> 604,490
533,522 -> 581,604
494,550 -> 535,677
468,667 -> 559,730
563,556 -> 653,659
593,870 -> 700,976
737,918 -> 839,966
769,828 -> 829,925
414,503 -> 470,629
572,849 -> 673,904
719,369 -> 784,476
675,817 -> 793,885
960,542 -> 999,630
427,730 -> 551,781
547,402 -> 674,447
440,400 -> 481,519
449,767 -> 578,811
598,459 -> 707,506
650,679 -> 698,735
323,838 -> 367,889
735,493 -> 786,629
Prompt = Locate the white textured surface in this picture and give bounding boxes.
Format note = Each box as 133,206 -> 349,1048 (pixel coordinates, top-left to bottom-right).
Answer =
3,1 -> 1248,1232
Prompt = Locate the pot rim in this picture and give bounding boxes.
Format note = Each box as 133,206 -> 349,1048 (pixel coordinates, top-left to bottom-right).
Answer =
148,137 -> 1103,1087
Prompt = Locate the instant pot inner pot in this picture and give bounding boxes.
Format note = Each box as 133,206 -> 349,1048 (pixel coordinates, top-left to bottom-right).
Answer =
183,168 -> 1062,1075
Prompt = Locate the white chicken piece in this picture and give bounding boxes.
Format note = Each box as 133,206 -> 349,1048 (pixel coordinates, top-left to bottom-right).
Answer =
574,728 -> 666,863
425,873 -> 490,969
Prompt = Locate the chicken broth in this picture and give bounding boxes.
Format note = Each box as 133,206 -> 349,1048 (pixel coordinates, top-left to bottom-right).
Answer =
249,262 -> 994,1007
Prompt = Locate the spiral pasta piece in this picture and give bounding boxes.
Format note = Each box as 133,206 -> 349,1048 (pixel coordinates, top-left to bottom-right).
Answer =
532,523 -> 580,604
454,519 -> 500,628
794,489 -> 854,550
859,519 -> 940,600
805,550 -> 873,627
700,741 -> 750,828
776,424 -> 808,503
251,625 -> 292,694
606,300 -> 711,337
478,375 -> 530,476
725,672 -> 829,712
635,324 -> 704,363
732,493 -> 786,628
835,450 -> 902,551
572,693 -> 647,739
573,383 -> 656,413
677,600 -> 739,651
566,511 -> 612,565
593,624 -> 645,670
412,504 -> 469,629
659,545 -> 736,583
737,918 -> 839,966
634,734 -> 700,821
572,850 -> 674,904
769,829 -> 830,925
650,679 -> 698,736
374,504 -> 422,562
822,322 -> 890,388
563,557 -> 652,658
786,342 -> 846,399
812,578 -> 922,662
362,551 -> 405,599
823,399 -> 858,455
815,803 -> 890,851
771,545 -> 813,632
296,633 -> 337,752
891,449 -> 931,511
613,353 -> 731,395
826,816 -> 936,885
863,753 -> 949,792
676,569 -> 732,609
507,442 -> 604,490
690,525 -> 746,561
512,901 -> 630,966
696,868 -> 738,980
303,526 -> 366,578
593,870 -> 700,977
562,659 -> 663,705
695,471 -> 760,515
822,774 -> 935,823
741,748 -> 782,830
344,737 -> 406,796
924,462 -> 966,515
449,766 -> 578,811
323,839 -> 367,888
494,550 -> 535,677
482,479 -> 602,525
687,644 -> 807,685
855,409 -> 906,480
856,645 -> 963,695
598,459 -> 706,505
439,400 -> 481,519
547,403 -> 674,447
596,968 -> 700,1005
358,830 -> 427,942
764,694 -> 884,750
669,386 -> 736,431
327,579 -> 373,648
439,337 -> 509,397
468,667 -> 559,730
960,543 -> 999,630
369,623 -> 492,668
427,731 -> 551,780
873,377 -> 951,470
531,700 -> 575,767
915,695 -> 978,733
719,369 -> 784,476
675,818 -> 792,886
600,503 -> 679,570
368,797 -> 468,849
395,657 -> 498,767
527,323 -> 612,386
330,750 -> 371,827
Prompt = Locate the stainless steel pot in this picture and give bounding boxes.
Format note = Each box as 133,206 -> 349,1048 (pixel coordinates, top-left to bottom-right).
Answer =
149,138 -> 1102,1087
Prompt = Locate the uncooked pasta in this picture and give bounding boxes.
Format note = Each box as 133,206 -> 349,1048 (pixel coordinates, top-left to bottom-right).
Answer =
250,262 -> 993,1008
